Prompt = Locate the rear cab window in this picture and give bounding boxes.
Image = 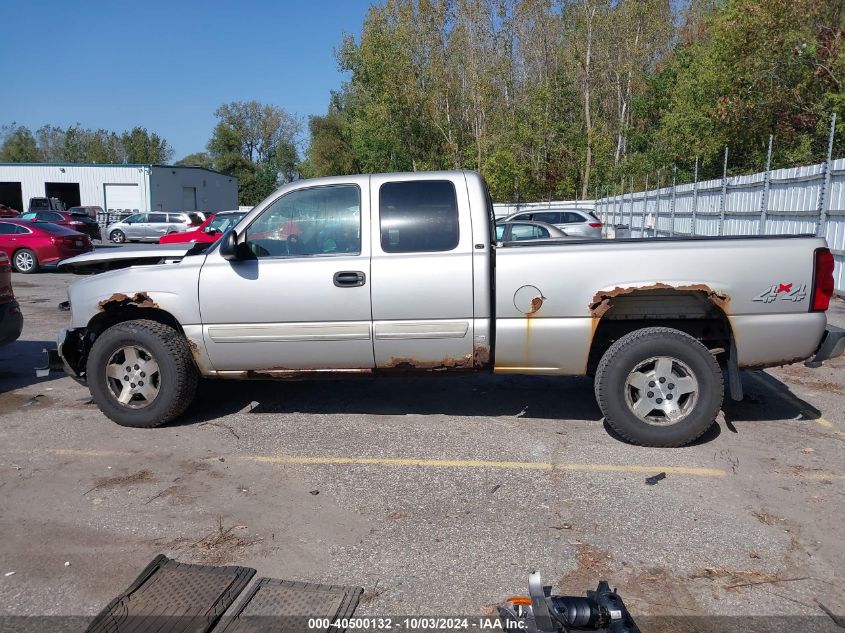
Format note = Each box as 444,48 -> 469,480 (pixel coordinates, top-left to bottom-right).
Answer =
379,180 -> 459,253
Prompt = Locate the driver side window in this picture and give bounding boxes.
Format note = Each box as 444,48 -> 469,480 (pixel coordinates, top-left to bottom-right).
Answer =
244,185 -> 361,258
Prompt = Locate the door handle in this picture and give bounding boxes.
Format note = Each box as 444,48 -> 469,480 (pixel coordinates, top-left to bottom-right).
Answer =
333,271 -> 366,287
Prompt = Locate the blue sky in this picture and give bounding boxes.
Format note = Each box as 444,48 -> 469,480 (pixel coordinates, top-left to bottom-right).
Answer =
0,0 -> 371,159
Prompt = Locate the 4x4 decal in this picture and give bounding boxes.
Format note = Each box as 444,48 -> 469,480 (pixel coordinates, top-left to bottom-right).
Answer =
752,283 -> 807,303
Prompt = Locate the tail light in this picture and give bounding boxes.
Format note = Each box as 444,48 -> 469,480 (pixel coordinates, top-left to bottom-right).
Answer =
811,247 -> 835,312
51,235 -> 84,246
588,222 -> 603,228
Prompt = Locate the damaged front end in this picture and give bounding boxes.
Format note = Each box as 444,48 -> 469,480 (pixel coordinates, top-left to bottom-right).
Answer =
54,327 -> 89,382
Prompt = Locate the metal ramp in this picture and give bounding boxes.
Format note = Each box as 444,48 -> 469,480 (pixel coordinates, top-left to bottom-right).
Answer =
84,555 -> 363,633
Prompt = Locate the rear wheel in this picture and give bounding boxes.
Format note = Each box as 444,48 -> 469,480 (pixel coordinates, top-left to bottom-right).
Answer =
12,249 -> 38,274
594,327 -> 723,447
87,319 -> 198,428
110,229 -> 126,243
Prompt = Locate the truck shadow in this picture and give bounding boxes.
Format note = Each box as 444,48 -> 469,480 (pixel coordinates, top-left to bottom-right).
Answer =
182,373 -> 604,423
180,368 -> 827,437
0,340 -> 62,393
721,370 -> 824,428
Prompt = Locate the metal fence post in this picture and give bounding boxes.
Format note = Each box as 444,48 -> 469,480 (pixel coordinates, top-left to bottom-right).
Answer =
617,176 -> 624,227
628,176 -> 634,232
817,112 -> 836,237
759,134 -> 773,235
654,169 -> 662,237
669,165 -> 677,236
719,146 -> 729,236
641,174 -> 649,237
691,157 -> 699,236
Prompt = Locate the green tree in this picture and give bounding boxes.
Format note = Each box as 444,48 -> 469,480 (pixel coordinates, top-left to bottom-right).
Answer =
176,152 -> 215,169
304,93 -> 359,177
649,0 -> 844,171
207,100 -> 301,205
121,127 -> 174,163
0,125 -> 41,162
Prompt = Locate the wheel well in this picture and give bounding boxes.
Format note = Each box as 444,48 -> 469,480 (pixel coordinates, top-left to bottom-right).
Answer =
63,307 -> 186,378
88,306 -> 183,338
587,289 -> 732,375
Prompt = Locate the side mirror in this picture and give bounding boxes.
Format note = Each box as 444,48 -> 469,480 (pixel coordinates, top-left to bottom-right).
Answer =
219,229 -> 240,260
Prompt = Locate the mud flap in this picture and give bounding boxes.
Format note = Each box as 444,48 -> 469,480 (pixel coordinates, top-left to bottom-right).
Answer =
728,335 -> 743,402
84,554 -> 255,633
218,578 -> 363,633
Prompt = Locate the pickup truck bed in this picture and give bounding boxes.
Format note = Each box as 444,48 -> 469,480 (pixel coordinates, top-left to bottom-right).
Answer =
56,170 -> 843,446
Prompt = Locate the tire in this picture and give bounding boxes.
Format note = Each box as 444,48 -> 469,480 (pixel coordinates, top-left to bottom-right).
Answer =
86,319 -> 198,428
110,229 -> 126,243
594,327 -> 723,447
12,248 -> 39,274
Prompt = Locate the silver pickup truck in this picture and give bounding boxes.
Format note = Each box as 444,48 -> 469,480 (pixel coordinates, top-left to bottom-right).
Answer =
56,170 -> 844,447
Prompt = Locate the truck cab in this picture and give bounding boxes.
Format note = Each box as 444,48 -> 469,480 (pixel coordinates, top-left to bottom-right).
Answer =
204,172 -> 492,373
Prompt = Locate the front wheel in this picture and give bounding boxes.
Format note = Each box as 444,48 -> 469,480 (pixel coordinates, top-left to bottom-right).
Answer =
110,229 -> 126,243
594,327 -> 723,447
13,249 -> 39,274
86,319 -> 198,427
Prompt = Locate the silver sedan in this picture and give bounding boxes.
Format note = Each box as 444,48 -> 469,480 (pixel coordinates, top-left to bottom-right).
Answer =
500,208 -> 603,238
495,220 -> 580,242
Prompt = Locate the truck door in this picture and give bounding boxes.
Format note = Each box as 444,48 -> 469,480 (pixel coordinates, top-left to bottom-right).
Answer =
197,180 -> 374,371
369,174 -> 475,369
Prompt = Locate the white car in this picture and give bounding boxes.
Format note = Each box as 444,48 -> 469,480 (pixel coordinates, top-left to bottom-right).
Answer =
106,212 -> 202,243
501,209 -> 603,238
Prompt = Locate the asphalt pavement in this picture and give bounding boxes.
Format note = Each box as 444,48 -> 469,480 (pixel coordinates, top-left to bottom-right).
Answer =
1,269 -> 843,631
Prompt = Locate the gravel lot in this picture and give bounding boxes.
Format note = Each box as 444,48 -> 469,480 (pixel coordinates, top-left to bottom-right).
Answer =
1,266 -> 844,630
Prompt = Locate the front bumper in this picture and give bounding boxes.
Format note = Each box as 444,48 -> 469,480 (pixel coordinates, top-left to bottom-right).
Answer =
0,300 -> 23,346
54,327 -> 87,382
805,325 -> 845,367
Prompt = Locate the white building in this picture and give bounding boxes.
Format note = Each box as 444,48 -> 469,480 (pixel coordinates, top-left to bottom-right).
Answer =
0,163 -> 238,215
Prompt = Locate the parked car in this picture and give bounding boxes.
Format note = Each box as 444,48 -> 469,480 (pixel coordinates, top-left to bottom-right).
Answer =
494,220 -> 575,242
56,170 -> 844,447
501,208 -> 603,238
28,197 -> 66,212
0,252 -> 23,345
19,210 -> 102,241
0,204 -> 20,218
67,205 -> 104,220
159,211 -> 248,244
105,212 -> 200,243
0,219 -> 92,273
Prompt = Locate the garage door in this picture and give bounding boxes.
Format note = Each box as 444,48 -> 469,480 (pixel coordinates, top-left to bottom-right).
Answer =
104,184 -> 142,216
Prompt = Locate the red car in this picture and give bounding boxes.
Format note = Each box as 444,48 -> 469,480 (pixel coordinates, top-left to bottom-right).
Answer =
19,210 -> 102,241
0,252 -> 23,345
159,210 -> 247,244
0,219 -> 93,273
0,204 -> 20,218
